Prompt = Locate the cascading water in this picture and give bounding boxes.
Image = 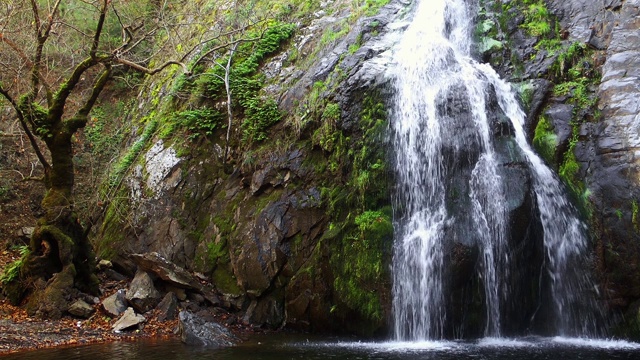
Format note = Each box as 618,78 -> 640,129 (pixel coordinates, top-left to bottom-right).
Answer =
390,0 -> 602,340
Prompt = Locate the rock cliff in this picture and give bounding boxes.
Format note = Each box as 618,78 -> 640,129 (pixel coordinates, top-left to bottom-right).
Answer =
95,0 -> 640,337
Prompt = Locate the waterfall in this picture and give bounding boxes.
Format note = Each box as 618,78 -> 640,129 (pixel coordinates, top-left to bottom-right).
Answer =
390,0 -> 601,340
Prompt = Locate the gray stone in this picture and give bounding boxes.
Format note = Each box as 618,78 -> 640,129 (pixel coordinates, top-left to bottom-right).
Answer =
157,292 -> 179,322
68,299 -> 94,319
112,307 -> 146,332
178,311 -> 236,347
16,227 -> 34,239
125,270 -> 161,313
102,289 -> 128,317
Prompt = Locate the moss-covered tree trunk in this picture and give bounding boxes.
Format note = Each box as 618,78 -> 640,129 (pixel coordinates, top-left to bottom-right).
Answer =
5,120 -> 99,318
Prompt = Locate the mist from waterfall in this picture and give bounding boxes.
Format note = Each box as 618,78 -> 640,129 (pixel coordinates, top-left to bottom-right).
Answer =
390,0 -> 602,340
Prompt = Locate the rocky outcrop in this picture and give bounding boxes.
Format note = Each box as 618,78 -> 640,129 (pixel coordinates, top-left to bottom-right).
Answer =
68,300 -> 95,319
131,252 -> 220,306
178,311 -> 236,347
545,0 -> 640,317
157,292 -> 179,321
95,0 -> 640,337
96,0 -> 408,335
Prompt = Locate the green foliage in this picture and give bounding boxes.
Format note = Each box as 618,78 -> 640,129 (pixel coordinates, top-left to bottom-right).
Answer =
207,238 -> 229,264
532,116 -> 557,165
0,246 -> 30,285
193,22 -> 295,143
322,103 -> 341,123
241,98 -> 282,142
550,43 -> 598,111
521,1 -> 551,37
558,127 -> 590,213
355,210 -> 393,238
172,108 -> 225,140
559,144 -> 579,186
552,42 -> 587,78
320,26 -> 349,47
363,0 -> 390,16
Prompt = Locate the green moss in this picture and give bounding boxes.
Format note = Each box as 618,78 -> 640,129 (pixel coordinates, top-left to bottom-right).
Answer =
95,187 -> 131,260
188,22 -> 294,144
212,266 -> 242,296
109,117 -> 158,187
532,115 -> 557,165
171,108 -> 225,140
315,92 -> 392,331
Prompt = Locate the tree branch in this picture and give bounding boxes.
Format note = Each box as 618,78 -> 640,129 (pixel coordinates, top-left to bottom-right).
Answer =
0,84 -> 51,170
90,0 -> 109,58
179,19 -> 265,63
115,58 -> 191,76
29,0 -> 42,39
0,33 -> 52,99
66,65 -> 112,132
191,36 -> 262,69
50,56 -> 104,121
30,0 -> 61,105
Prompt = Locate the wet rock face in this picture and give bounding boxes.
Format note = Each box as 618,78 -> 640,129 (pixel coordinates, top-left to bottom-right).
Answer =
481,0 -> 640,333
547,0 -> 640,312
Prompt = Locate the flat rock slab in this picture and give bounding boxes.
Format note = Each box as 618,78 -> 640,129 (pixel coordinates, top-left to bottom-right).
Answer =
112,307 -> 145,332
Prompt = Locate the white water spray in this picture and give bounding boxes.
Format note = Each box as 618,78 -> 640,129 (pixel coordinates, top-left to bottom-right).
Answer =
390,0 -> 600,340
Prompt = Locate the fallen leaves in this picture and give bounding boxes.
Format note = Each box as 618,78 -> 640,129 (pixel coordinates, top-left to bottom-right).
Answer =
0,299 -> 179,355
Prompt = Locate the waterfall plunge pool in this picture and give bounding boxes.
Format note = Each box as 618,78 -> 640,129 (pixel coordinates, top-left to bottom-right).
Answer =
4,335 -> 640,359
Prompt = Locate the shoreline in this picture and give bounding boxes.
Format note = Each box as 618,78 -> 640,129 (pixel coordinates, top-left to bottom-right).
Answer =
0,299 -> 179,356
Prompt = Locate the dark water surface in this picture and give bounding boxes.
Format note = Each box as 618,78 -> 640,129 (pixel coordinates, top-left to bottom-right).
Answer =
4,335 -> 640,359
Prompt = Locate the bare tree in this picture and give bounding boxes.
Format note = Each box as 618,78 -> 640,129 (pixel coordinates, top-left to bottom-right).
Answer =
0,0 -> 260,318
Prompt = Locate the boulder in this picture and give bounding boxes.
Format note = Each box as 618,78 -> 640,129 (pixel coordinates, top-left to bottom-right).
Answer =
68,299 -> 94,319
157,292 -> 179,321
131,252 -> 220,306
178,311 -> 236,347
125,270 -> 161,313
102,289 -> 128,317
112,307 -> 146,332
